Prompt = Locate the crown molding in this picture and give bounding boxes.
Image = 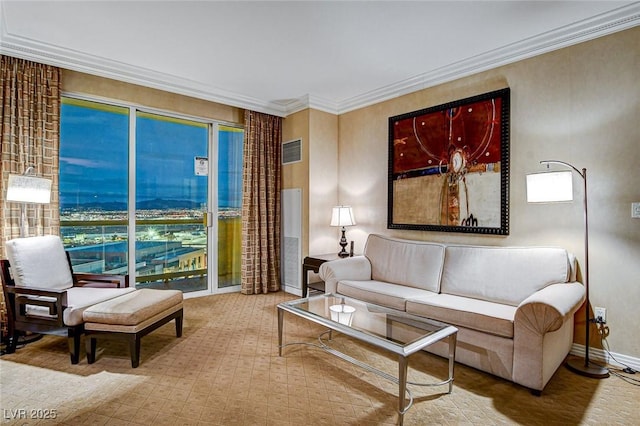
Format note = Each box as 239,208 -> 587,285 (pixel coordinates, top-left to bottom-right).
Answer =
336,3 -> 640,115
1,3 -> 638,118
0,2 -> 288,117
275,94 -> 341,116
0,38 -> 289,117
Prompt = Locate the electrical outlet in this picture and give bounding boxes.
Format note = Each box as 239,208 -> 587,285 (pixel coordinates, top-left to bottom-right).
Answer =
633,203 -> 640,218
594,306 -> 606,324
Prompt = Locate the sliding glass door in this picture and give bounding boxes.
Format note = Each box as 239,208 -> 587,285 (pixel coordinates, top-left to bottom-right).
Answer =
59,98 -> 130,275
135,112 -> 209,292
60,97 -> 244,295
217,126 -> 243,289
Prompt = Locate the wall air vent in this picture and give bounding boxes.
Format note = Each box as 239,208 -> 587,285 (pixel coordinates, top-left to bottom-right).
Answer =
282,138 -> 302,164
281,188 -> 302,292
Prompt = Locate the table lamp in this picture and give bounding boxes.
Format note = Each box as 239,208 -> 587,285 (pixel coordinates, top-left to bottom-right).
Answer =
330,206 -> 356,258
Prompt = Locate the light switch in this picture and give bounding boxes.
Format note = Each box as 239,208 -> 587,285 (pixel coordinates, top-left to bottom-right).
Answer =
632,202 -> 640,218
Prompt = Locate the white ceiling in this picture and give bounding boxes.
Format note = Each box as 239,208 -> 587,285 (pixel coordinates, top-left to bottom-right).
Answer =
1,1 -> 639,116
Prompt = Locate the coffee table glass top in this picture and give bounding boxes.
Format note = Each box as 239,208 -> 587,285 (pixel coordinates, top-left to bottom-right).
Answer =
278,293 -> 457,357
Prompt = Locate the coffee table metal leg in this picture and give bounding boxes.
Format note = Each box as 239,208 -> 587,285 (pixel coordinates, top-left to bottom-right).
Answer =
398,355 -> 408,426
448,333 -> 457,393
278,307 -> 284,356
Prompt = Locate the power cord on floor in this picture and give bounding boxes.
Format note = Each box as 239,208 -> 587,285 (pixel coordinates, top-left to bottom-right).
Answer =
594,322 -> 640,386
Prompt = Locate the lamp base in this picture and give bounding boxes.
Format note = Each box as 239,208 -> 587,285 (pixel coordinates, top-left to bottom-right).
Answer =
338,227 -> 349,258
565,357 -> 609,379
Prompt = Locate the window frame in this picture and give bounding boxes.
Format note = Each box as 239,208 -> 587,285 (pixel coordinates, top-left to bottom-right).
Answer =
60,92 -> 244,295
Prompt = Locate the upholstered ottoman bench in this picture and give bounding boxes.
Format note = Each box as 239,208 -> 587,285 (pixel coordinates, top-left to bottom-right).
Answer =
83,288 -> 183,367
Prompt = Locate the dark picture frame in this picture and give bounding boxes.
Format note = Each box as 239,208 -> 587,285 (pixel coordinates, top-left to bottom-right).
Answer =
388,88 -> 510,235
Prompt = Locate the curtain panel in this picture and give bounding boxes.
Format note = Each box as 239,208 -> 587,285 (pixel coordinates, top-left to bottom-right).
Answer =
1,55 -> 61,250
241,110 -> 282,294
0,55 -> 61,340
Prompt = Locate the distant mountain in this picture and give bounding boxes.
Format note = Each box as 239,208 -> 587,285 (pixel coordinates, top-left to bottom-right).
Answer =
61,201 -> 127,211
61,198 -> 204,211
137,198 -> 204,210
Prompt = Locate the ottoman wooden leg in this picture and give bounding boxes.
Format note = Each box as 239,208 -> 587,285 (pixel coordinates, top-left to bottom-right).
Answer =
68,328 -> 82,364
129,334 -> 141,368
86,337 -> 97,364
175,311 -> 183,337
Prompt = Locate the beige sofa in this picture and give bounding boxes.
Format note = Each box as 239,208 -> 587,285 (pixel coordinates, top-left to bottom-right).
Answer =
319,234 -> 586,392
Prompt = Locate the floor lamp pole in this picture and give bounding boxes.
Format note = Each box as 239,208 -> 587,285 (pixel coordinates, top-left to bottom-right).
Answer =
19,204 -> 29,237
557,164 -> 609,378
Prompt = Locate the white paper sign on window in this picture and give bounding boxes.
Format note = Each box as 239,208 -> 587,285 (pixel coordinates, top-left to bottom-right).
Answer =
195,157 -> 208,176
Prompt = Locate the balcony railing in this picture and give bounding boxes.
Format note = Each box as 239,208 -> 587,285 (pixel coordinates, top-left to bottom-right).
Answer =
60,216 -> 240,292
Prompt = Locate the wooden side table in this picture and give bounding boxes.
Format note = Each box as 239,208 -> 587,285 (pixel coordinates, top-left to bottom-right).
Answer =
301,253 -> 343,297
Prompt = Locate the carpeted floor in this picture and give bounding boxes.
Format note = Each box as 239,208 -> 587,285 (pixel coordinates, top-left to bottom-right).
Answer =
1,291 -> 638,425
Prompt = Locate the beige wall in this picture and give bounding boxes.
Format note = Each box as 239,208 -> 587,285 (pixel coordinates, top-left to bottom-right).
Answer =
282,109 -> 339,257
282,109 -> 311,255
332,27 -> 640,359
308,109 -> 339,255
63,70 -> 243,124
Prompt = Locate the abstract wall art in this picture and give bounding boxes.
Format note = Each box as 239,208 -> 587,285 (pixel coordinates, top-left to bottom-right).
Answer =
388,88 -> 510,235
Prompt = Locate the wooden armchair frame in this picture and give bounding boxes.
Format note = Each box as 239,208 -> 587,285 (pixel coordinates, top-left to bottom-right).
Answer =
1,253 -> 129,364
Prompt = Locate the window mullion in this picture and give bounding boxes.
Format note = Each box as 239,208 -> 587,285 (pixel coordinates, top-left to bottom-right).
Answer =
127,106 -> 137,283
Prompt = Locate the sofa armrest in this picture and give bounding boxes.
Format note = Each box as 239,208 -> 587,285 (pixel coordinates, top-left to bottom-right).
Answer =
515,282 -> 585,334
319,256 -> 372,294
74,273 -> 130,288
513,282 -> 585,391
7,285 -> 68,326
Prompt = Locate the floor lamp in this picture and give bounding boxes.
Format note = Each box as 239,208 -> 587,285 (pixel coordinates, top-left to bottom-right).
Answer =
2,168 -> 52,353
526,160 -> 609,379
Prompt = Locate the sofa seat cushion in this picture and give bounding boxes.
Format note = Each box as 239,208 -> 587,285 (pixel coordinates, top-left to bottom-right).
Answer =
406,294 -> 516,338
27,287 -> 136,327
337,279 -> 437,311
64,287 -> 138,326
25,287 -> 137,326
83,289 -> 183,326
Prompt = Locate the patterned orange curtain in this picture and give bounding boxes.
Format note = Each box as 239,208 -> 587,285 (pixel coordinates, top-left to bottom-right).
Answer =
0,55 -> 61,251
241,110 -> 282,294
0,56 -> 61,339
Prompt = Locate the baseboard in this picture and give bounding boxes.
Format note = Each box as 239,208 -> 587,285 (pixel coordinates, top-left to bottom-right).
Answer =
570,343 -> 640,371
283,285 -> 302,297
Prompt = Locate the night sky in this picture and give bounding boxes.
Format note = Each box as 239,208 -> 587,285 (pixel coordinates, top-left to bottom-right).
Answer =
59,100 -> 243,210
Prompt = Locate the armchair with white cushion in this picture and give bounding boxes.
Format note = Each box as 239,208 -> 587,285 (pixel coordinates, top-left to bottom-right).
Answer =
1,235 -> 134,363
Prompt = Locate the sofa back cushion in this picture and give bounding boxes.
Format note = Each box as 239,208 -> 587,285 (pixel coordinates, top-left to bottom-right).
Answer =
441,246 -> 571,306
364,234 -> 445,292
5,235 -> 74,290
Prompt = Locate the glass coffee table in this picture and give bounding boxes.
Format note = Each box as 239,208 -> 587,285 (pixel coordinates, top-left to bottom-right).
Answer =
277,293 -> 458,425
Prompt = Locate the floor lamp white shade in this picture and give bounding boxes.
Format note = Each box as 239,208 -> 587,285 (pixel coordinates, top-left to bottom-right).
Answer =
526,171 -> 573,203
6,174 -> 52,204
526,160 -> 608,379
6,172 -> 52,237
